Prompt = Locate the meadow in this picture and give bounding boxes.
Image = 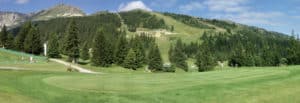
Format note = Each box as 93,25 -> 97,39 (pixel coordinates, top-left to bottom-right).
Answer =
0,49 -> 300,103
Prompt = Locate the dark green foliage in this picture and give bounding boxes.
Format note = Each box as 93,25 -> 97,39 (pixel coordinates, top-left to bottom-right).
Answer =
195,47 -> 216,72
0,25 -> 14,49
286,36 -> 300,65
114,33 -> 128,65
280,58 -> 288,66
129,37 -> 147,67
163,12 -> 214,29
64,20 -> 80,63
80,42 -> 90,60
24,27 -> 42,54
147,44 -> 163,71
184,42 -> 199,58
123,49 -> 139,70
169,39 -> 188,71
170,25 -> 174,32
6,33 -> 14,49
32,13 -> 121,46
0,25 -> 8,48
198,29 -> 296,67
120,10 -> 167,32
14,21 -> 32,51
91,30 -> 113,67
163,64 -> 175,72
47,33 -> 61,58
204,19 -> 237,30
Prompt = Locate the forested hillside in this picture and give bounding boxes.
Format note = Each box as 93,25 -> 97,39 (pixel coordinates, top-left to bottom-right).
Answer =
4,10 -> 300,72
120,10 -> 169,32
163,12 -> 214,29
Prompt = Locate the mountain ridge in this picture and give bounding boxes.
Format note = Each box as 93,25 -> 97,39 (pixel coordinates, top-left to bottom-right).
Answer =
0,4 -> 289,36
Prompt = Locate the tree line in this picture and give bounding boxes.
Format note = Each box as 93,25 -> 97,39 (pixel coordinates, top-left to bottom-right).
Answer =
120,10 -> 169,32
171,29 -> 300,72
2,13 -> 300,73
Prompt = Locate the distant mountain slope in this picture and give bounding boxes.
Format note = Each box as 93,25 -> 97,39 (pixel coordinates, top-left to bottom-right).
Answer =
0,11 -> 28,30
7,9 -> 291,63
32,13 -> 121,42
32,4 -> 86,21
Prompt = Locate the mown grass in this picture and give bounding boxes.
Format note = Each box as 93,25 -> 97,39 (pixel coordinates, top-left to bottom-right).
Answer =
0,66 -> 299,103
0,48 -> 67,72
1,47 -> 300,103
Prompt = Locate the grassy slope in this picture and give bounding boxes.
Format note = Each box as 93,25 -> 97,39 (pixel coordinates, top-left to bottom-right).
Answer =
146,12 -> 208,62
0,49 -> 66,72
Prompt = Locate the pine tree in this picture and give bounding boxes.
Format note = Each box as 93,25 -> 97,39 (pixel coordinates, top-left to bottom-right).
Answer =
24,27 -> 42,54
47,33 -> 61,58
168,44 -> 174,63
195,47 -> 216,72
130,37 -> 146,68
0,25 -> 8,48
64,20 -> 80,63
14,21 -> 32,51
147,44 -> 163,71
6,33 -> 14,49
287,36 -> 300,65
80,42 -> 90,60
123,49 -> 138,70
169,39 -> 188,71
91,30 -> 112,67
114,34 -> 128,65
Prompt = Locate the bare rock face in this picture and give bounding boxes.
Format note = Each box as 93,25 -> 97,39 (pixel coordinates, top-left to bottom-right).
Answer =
32,4 -> 86,21
0,11 -> 28,30
0,4 -> 86,30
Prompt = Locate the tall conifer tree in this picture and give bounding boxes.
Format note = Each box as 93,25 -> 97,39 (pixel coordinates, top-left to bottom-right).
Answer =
80,42 -> 90,60
170,39 -> 188,71
64,20 -> 80,63
123,49 -> 138,70
114,34 -> 128,65
91,30 -> 112,67
0,25 -> 8,48
147,44 -> 163,71
6,33 -> 14,49
195,47 -> 216,72
24,27 -> 42,54
47,33 -> 61,58
14,21 -> 32,51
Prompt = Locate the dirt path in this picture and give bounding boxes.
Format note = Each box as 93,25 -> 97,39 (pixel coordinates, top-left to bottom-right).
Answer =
0,67 -> 23,70
49,59 -> 100,74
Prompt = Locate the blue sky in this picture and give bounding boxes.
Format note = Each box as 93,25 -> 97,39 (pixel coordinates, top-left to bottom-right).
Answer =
1,0 -> 300,35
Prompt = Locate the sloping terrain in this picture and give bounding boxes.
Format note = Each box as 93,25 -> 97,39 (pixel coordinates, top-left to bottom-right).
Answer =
0,48 -> 66,72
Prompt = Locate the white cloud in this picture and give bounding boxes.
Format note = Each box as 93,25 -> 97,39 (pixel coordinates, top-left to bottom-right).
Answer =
179,1 -> 204,12
179,0 -> 286,27
15,0 -> 29,4
203,0 -> 248,13
118,1 -> 152,12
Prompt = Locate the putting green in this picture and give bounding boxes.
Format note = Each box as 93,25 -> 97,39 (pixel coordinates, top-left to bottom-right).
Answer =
44,69 -> 289,94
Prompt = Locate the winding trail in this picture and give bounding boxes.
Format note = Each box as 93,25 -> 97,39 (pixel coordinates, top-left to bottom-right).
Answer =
49,59 -> 100,74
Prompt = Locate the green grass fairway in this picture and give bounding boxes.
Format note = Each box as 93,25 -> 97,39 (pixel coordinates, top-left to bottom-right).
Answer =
0,66 -> 299,103
1,49 -> 300,103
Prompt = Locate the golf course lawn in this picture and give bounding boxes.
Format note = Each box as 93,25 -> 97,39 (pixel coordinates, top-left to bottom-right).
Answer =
0,66 -> 299,103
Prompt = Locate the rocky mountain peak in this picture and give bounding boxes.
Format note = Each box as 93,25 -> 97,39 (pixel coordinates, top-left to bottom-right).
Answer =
32,4 -> 86,21
0,11 -> 28,30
